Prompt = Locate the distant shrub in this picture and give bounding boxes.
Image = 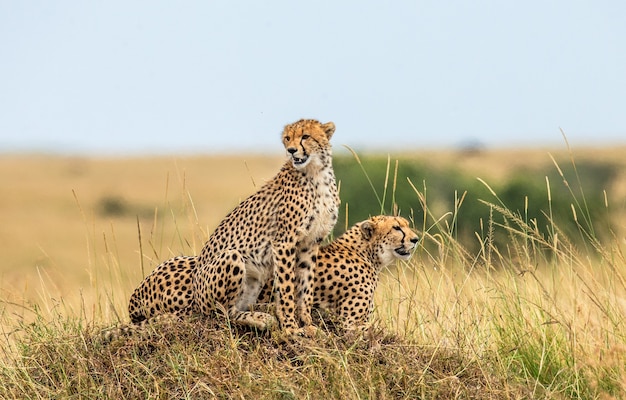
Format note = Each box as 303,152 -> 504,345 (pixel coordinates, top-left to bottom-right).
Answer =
98,196 -> 129,217
97,195 -> 154,219
479,160 -> 617,248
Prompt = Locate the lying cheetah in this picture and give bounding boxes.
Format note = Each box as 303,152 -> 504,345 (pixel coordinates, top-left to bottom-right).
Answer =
258,215 -> 419,332
117,216 -> 418,340
128,119 -> 339,335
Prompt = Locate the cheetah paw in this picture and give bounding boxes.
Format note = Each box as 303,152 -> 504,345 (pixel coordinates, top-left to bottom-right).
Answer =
284,325 -> 322,338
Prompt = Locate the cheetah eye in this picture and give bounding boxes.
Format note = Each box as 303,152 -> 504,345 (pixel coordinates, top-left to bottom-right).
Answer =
284,136 -> 291,142
393,226 -> 402,231
302,134 -> 310,140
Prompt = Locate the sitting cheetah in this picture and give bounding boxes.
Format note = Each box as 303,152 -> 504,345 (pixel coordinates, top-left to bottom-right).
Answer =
258,215 -> 419,332
117,216 -> 418,340
128,119 -> 339,336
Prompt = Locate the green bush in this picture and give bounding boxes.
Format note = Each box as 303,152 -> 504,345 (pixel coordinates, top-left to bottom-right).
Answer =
333,153 -> 617,255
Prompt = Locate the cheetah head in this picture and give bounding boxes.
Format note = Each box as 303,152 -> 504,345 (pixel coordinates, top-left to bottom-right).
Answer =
282,119 -> 335,169
360,216 -> 419,266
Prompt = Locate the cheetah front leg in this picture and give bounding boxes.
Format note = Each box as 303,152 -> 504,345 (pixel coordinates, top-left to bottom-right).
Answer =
271,241 -> 319,337
294,241 -> 318,329
272,242 -> 304,335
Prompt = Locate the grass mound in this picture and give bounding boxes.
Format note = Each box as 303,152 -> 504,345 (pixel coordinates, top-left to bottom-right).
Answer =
2,314 -> 526,399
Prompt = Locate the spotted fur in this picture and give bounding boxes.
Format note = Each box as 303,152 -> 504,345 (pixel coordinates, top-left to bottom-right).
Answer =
114,216 -> 417,341
259,215 -> 419,332
128,119 -> 339,336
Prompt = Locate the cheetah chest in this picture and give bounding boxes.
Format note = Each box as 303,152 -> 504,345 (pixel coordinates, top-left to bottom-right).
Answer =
301,167 -> 339,242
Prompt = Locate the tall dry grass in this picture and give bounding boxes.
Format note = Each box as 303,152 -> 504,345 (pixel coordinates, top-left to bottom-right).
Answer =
0,154 -> 284,327
0,147 -> 625,398
370,148 -> 626,397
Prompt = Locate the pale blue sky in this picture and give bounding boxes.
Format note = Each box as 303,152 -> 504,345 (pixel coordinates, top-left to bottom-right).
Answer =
1,1 -> 625,154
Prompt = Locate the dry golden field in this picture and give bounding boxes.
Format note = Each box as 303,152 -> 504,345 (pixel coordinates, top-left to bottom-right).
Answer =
0,153 -> 286,325
2,146 -> 626,397
1,146 -> 625,326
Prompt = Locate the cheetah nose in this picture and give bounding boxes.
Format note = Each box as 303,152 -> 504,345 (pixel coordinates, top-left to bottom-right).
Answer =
287,147 -> 297,154
410,237 -> 419,244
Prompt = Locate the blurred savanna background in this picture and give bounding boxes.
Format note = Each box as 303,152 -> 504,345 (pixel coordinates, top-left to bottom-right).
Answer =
2,145 -> 626,324
2,1 -> 626,398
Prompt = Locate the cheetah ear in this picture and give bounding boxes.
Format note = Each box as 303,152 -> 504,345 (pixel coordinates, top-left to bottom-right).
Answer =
360,220 -> 375,241
321,122 -> 335,139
